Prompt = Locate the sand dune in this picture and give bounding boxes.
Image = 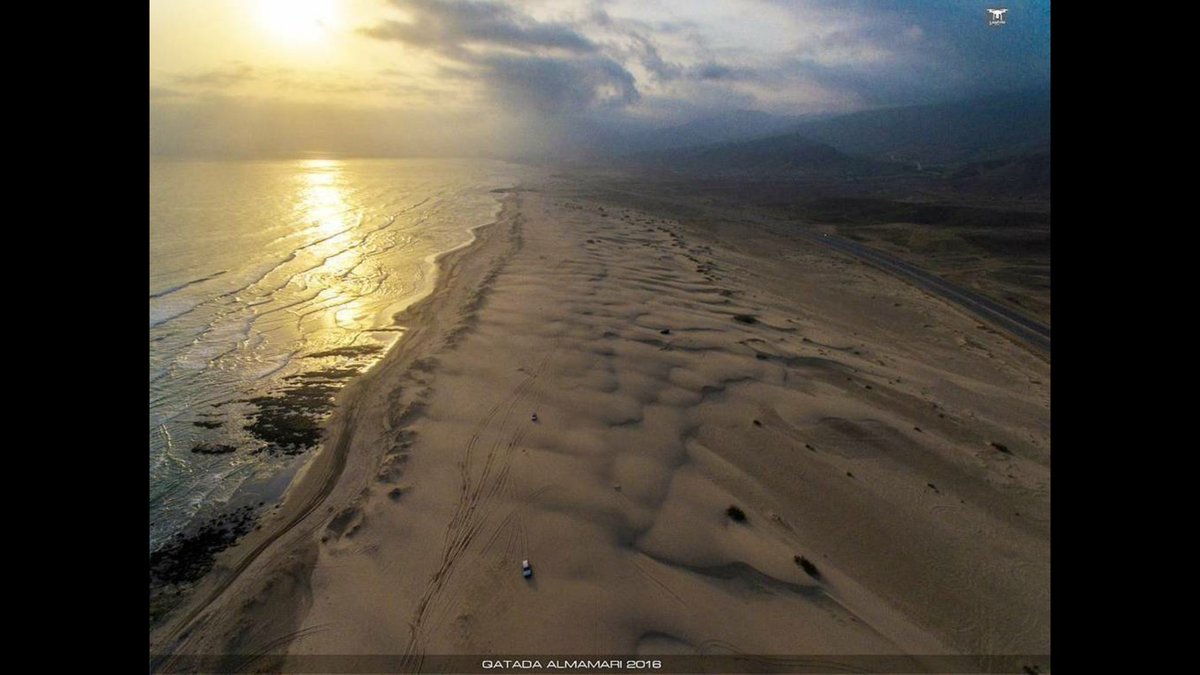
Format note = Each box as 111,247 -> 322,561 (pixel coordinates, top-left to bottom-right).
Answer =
151,179 -> 1049,671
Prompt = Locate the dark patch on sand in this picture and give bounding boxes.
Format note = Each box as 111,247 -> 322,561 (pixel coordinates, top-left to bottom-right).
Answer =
245,379 -> 336,455
244,365 -> 370,456
149,504 -> 260,623
794,555 -> 821,579
191,443 -> 237,455
305,345 -> 383,359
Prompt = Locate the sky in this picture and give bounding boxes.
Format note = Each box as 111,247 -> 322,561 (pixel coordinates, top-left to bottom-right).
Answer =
149,0 -> 1051,159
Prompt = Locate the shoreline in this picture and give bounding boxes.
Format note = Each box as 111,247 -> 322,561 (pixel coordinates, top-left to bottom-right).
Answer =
152,178 -> 1048,668
150,190 -> 526,660
149,168 -> 520,579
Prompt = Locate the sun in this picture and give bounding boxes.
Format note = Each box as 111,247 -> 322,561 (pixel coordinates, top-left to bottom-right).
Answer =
257,0 -> 338,45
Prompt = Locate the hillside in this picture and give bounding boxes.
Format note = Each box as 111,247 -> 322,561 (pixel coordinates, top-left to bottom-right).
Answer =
626,132 -> 899,176
789,89 -> 1050,165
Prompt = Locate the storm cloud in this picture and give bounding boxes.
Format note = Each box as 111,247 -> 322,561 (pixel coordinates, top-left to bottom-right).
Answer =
360,0 -> 599,55
151,0 -> 1050,158
358,0 -> 1048,118
360,0 -> 638,114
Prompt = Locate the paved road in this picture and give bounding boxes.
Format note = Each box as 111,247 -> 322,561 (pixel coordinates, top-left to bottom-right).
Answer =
801,231 -> 1050,356
589,182 -> 1051,358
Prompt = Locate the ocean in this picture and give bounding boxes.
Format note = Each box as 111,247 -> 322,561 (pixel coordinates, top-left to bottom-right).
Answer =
149,157 -> 520,561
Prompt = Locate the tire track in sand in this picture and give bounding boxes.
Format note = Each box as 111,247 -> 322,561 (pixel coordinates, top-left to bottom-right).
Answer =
402,344 -> 557,658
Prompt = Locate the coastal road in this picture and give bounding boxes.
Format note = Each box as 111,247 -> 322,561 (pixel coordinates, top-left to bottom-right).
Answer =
587,182 -> 1051,358
800,230 -> 1051,356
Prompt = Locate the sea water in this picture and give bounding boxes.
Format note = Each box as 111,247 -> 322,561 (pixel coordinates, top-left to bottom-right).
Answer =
149,157 -> 520,554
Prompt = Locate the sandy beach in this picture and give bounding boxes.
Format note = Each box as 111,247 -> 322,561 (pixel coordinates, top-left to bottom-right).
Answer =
150,177 -> 1050,671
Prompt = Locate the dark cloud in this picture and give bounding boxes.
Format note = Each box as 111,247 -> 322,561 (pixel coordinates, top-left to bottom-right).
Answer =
153,0 -> 1050,158
362,0 -> 597,54
360,0 -> 639,115
587,5 -> 697,38
625,32 -> 682,82
480,52 -> 639,113
588,7 -> 722,85
762,0 -> 1050,104
689,62 -> 756,82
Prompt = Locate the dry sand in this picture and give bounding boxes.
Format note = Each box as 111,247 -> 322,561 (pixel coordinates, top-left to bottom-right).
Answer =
150,177 -> 1050,670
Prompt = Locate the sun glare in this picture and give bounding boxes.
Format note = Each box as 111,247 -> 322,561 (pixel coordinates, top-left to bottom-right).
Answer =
299,162 -> 349,236
257,0 -> 338,45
